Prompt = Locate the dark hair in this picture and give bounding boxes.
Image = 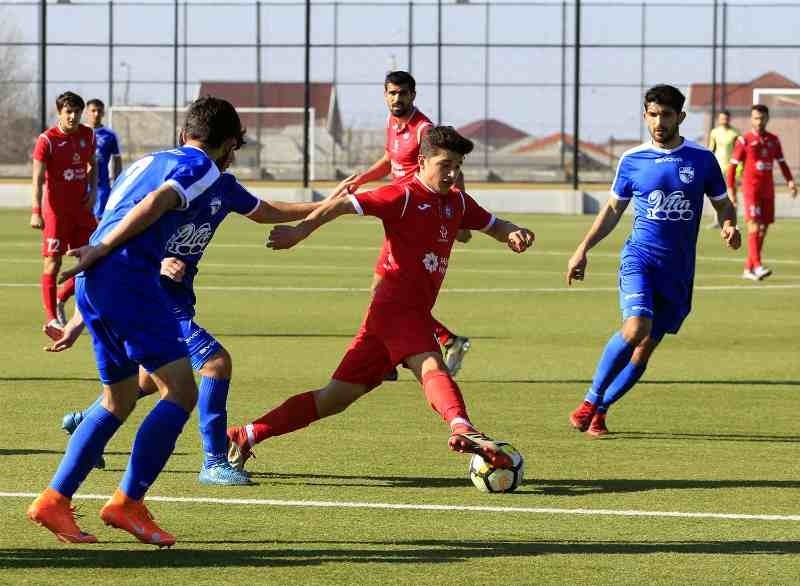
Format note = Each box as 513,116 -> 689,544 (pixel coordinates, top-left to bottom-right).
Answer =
643,84 -> 685,113
719,109 -> 731,117
55,91 -> 85,113
420,126 -> 474,158
752,104 -> 769,116
384,70 -> 416,93
86,98 -> 105,110
183,96 -> 245,149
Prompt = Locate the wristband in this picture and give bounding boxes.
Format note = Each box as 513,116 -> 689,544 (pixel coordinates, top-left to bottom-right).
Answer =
32,206 -> 41,214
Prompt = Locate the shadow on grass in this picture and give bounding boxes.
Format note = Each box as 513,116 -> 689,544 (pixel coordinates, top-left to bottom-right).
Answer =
463,378 -> 800,386
1,539 -> 798,568
217,333 -> 506,340
611,431 -> 800,443
0,377 -> 98,383
0,449 -> 188,458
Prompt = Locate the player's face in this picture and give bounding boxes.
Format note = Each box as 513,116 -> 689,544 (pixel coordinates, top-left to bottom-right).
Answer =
717,112 -> 730,128
57,105 -> 83,133
419,149 -> 464,194
643,102 -> 684,147
85,104 -> 105,127
751,110 -> 768,133
384,83 -> 415,118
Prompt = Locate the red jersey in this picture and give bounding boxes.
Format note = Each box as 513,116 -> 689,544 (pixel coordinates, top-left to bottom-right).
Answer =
32,124 -> 95,213
351,175 -> 495,312
385,108 -> 433,183
728,130 -> 793,196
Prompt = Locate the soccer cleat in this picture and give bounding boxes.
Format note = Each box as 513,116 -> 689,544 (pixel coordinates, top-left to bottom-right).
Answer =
587,412 -> 609,438
448,427 -> 513,469
227,426 -> 255,472
43,319 -> 64,342
443,336 -> 471,377
99,489 -> 175,547
383,367 -> 399,381
198,462 -> 252,486
61,411 -> 106,470
27,488 -> 98,544
56,300 -> 67,327
753,265 -> 773,280
569,400 -> 597,432
741,269 -> 759,281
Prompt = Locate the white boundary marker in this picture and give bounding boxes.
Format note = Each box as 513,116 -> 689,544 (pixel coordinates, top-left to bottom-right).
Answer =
2,491 -> 798,522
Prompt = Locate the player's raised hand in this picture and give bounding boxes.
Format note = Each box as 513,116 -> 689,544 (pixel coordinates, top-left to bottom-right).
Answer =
59,243 -> 109,282
507,228 -> 534,253
160,257 -> 186,282
267,224 -> 306,250
327,174 -> 359,200
720,224 -> 741,250
30,211 -> 44,230
567,249 -> 588,285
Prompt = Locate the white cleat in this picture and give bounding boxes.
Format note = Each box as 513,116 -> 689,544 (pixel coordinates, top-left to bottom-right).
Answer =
753,265 -> 772,280
741,269 -> 759,281
55,300 -> 67,327
444,336 -> 471,377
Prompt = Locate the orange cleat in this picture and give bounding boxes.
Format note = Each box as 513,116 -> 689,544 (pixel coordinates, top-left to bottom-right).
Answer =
448,426 -> 513,469
587,412 -> 609,438
27,488 -> 98,544
99,489 -> 175,547
569,400 -> 597,432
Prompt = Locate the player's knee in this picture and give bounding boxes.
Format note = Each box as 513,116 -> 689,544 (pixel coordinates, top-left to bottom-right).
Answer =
43,256 -> 61,274
621,318 -> 651,345
315,381 -> 365,417
200,348 -> 232,380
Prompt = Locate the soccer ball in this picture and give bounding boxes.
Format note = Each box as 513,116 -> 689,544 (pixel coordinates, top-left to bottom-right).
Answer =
468,442 -> 524,493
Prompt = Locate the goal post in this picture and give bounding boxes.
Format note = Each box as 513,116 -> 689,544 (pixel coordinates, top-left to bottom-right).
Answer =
752,88 -> 800,177
107,106 -> 316,181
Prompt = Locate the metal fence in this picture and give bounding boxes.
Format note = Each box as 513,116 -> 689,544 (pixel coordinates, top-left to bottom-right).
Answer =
1,0 -> 799,185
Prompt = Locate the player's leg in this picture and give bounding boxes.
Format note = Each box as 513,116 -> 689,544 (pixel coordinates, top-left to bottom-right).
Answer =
742,194 -> 763,279
433,317 -> 471,377
56,213 -> 97,323
371,272 -> 400,381
404,351 -> 513,469
752,195 -> 774,279
41,253 -> 63,336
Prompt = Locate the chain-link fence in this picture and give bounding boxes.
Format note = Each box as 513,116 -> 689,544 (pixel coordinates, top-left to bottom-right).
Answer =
1,0 -> 799,184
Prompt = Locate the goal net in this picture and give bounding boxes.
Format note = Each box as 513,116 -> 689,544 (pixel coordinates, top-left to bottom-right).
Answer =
107,106 -> 317,180
752,88 -> 800,176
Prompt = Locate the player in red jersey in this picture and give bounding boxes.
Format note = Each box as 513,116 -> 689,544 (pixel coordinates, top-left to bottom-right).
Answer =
337,71 -> 473,377
728,104 -> 796,280
227,126 -> 534,472
31,91 -> 97,338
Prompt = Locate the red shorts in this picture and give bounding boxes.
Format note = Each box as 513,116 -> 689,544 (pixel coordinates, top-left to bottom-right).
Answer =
743,191 -> 775,225
42,206 -> 97,257
332,304 -> 441,389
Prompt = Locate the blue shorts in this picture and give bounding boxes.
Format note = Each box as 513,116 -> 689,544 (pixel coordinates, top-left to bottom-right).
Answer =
174,310 -> 223,371
76,267 -> 189,384
618,246 -> 692,340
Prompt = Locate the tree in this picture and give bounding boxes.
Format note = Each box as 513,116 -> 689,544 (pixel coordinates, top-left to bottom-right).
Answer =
0,15 -> 37,166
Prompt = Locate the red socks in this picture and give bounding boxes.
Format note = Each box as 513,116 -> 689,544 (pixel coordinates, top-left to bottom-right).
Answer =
249,391 -> 319,445
746,231 -> 759,270
422,370 -> 471,430
433,318 -> 454,346
57,277 -> 75,303
41,273 -> 57,321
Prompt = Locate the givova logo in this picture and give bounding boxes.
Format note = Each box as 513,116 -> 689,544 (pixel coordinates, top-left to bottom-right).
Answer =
167,222 -> 214,256
645,190 -> 694,221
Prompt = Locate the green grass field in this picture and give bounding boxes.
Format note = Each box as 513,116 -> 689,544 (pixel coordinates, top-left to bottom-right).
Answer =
1,208 -> 798,584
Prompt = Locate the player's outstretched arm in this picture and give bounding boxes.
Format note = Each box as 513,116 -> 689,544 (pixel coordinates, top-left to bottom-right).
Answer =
267,196 -> 357,250
485,219 -> 534,253
331,154 -> 391,197
567,197 -> 629,285
250,175 -> 358,224
59,184 -> 182,282
710,197 -> 741,250
44,308 -> 85,352
30,160 -> 45,230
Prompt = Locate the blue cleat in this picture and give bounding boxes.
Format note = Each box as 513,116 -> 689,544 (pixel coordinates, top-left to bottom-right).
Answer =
199,462 -> 253,486
61,411 -> 106,469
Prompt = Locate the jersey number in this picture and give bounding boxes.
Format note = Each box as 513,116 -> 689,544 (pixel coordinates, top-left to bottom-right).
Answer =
104,155 -> 155,212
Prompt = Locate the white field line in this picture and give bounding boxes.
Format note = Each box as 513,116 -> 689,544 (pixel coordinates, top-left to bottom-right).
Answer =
3,283 -> 800,293
5,241 -> 800,265
1,491 -> 798,522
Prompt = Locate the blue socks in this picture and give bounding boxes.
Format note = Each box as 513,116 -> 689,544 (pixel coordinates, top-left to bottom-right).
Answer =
120,400 -> 189,501
598,362 -> 647,413
197,376 -> 231,468
50,404 -> 121,497
584,332 -> 636,405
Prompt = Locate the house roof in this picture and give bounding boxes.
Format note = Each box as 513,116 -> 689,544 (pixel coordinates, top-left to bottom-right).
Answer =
456,118 -> 529,148
513,132 -> 614,160
688,71 -> 800,111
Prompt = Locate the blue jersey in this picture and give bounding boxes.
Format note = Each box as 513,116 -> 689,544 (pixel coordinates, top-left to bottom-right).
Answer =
161,172 -> 260,312
92,126 -> 121,218
612,139 -> 727,280
89,145 -> 221,275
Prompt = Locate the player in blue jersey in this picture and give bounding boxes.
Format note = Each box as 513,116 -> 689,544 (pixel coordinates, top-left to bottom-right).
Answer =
566,85 -> 741,437
85,99 -> 122,220
54,150 -> 334,485
27,97 -> 244,547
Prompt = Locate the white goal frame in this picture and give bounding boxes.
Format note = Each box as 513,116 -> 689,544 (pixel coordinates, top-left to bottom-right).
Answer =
753,88 -> 800,106
108,106 -> 316,180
